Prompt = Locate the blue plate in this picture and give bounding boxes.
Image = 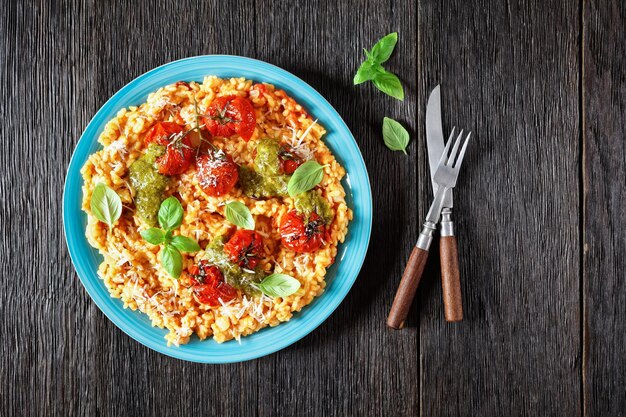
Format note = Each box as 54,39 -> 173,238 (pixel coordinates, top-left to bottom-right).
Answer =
63,55 -> 372,363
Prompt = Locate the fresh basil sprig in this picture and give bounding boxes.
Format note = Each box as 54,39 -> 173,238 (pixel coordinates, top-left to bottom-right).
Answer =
224,201 -> 255,230
372,72 -> 404,101
170,235 -> 201,252
354,32 -> 404,101
160,244 -> 183,279
140,196 -> 200,278
382,117 -> 410,154
158,197 -> 184,231
287,161 -> 325,197
90,183 -> 122,227
353,60 -> 384,85
368,32 -> 398,63
258,273 -> 301,297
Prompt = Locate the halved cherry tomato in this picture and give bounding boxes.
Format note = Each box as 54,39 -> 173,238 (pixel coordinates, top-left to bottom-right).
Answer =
145,121 -> 184,145
278,145 -> 304,175
279,211 -> 326,253
188,260 -> 237,306
202,95 -> 256,141
145,122 -> 194,175
224,230 -> 263,269
196,152 -> 239,196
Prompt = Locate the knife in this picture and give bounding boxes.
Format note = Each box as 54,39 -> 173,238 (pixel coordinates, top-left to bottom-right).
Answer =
426,85 -> 463,322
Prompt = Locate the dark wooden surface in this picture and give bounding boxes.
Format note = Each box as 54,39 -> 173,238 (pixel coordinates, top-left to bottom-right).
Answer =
417,1 -> 582,415
583,1 -> 626,415
1,0 -> 624,415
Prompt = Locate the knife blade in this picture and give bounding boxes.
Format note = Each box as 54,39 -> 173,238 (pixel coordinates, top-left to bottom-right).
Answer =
426,85 -> 453,208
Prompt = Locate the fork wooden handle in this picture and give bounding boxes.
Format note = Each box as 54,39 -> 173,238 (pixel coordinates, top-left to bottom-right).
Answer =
387,246 -> 429,329
440,236 -> 463,322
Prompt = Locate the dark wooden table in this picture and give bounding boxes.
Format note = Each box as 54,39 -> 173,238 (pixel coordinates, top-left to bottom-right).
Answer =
2,0 -> 624,415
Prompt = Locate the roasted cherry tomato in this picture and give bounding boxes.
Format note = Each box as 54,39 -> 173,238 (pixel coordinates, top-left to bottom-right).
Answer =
278,145 -> 304,175
202,95 -> 256,141
145,121 -> 184,145
145,122 -> 194,175
224,230 -> 263,269
196,152 -> 239,196
279,211 -> 326,253
188,260 -> 237,306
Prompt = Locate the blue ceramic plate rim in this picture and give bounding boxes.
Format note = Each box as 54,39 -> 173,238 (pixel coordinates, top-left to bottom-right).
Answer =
63,55 -> 372,363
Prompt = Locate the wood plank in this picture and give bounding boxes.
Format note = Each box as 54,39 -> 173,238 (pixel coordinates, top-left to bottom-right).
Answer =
1,0 -> 419,416
0,0 -> 259,416
416,0 -> 581,415
583,1 -> 626,415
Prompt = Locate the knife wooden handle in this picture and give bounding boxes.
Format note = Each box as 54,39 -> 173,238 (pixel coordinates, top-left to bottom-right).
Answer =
440,235 -> 463,322
387,246 -> 429,329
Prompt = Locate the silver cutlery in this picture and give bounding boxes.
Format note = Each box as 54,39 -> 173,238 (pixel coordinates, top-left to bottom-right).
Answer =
426,85 -> 465,322
387,127 -> 471,329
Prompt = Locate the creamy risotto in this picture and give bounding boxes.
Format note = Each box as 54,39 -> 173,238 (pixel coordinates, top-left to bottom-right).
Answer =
81,76 -> 352,345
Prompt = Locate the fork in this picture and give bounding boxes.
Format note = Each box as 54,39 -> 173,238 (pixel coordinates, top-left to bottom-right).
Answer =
387,130 -> 471,329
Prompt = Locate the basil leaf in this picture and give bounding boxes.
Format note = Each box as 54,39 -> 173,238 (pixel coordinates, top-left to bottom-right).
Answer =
373,72 -> 404,101
90,183 -> 122,227
158,196 -> 184,231
354,33 -> 404,99
170,235 -> 201,253
160,244 -> 182,279
258,274 -> 301,297
353,61 -> 385,85
369,32 -> 398,64
224,201 -> 255,230
382,117 -> 410,154
287,161 -> 325,197
140,228 -> 166,245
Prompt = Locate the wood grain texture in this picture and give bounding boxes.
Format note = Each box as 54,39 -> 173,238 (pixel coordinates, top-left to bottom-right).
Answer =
416,0 -> 581,415
388,246 -> 430,329
4,0 -> 626,415
0,0 -> 418,416
440,236 -> 463,322
583,1 -> 626,415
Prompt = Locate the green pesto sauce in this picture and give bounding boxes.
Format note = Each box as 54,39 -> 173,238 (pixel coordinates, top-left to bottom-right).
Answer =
204,236 -> 264,296
240,166 -> 290,198
240,138 -> 291,198
294,191 -> 333,224
129,144 -> 169,226
254,138 -> 282,176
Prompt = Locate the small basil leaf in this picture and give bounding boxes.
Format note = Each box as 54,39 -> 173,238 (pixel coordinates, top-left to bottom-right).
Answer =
160,244 -> 182,279
158,196 -> 184,231
353,61 -> 385,85
170,235 -> 201,253
287,161 -> 325,197
224,201 -> 255,230
258,273 -> 301,298
369,32 -> 398,64
382,117 -> 410,154
372,72 -> 405,101
90,183 -> 122,227
140,228 -> 166,245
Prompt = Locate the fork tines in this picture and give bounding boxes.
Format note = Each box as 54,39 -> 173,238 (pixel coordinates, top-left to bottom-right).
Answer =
441,127 -> 471,170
